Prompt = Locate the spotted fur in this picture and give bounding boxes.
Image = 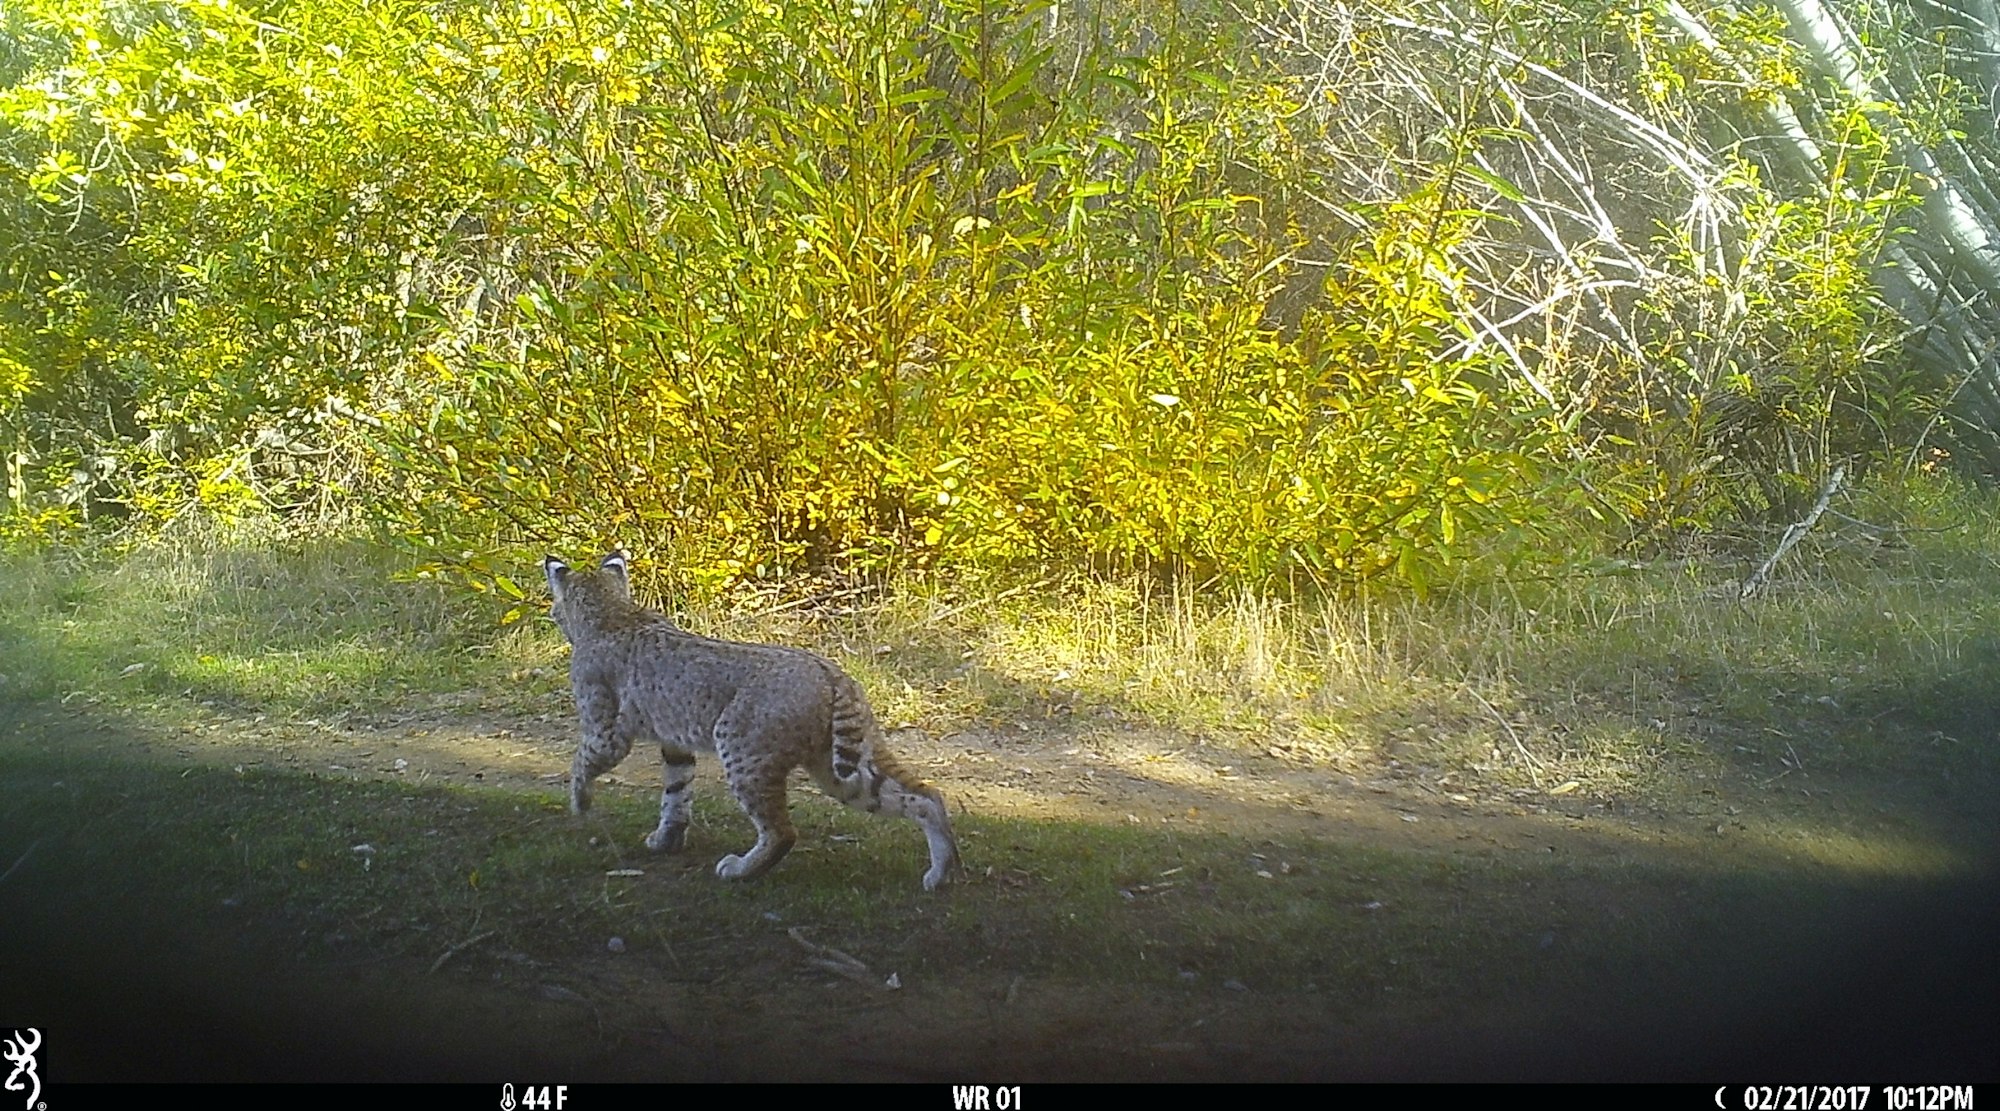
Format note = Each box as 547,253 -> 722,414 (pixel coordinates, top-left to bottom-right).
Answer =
543,551 -> 962,890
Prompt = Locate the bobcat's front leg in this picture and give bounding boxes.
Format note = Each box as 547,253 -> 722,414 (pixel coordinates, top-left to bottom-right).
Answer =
569,683 -> 629,816
645,749 -> 696,852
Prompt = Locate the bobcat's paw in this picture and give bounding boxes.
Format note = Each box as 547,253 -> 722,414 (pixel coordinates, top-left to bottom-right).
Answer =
644,822 -> 687,853
922,858 -> 961,892
714,853 -> 751,880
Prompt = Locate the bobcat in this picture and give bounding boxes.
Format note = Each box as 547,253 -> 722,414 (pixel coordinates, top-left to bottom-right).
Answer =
543,551 -> 962,890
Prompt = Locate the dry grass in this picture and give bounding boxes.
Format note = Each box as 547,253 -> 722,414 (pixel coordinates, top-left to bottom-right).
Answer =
4,476 -> 1997,809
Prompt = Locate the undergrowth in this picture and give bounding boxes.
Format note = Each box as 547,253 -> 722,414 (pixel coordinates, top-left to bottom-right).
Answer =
3,475 -> 1996,804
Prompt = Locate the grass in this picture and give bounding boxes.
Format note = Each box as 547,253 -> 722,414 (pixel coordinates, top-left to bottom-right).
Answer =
0,719 -> 1409,988
5,481 -> 1999,802
4,701 -> 1990,1080
0,522 -> 474,714
0,715 -> 1948,999
1,482 -> 1997,1077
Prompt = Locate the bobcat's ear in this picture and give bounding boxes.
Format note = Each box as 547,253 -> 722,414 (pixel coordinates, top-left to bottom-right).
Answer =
543,555 -> 570,598
601,549 -> 630,591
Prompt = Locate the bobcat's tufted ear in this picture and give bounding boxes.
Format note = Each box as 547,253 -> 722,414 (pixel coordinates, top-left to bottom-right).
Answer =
600,549 -> 631,593
543,555 -> 570,599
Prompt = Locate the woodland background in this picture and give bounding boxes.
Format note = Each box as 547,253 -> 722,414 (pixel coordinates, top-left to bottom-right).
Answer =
5,0 -> 2000,601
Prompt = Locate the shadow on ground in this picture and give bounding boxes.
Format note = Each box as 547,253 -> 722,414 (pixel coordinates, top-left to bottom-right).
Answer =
5,867 -> 1994,1080
1,701 -> 1995,1082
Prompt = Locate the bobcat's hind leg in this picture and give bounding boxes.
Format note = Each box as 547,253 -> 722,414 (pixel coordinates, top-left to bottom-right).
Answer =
712,752 -> 797,881
819,750 -> 961,892
645,749 -> 696,852
878,777 -> 962,892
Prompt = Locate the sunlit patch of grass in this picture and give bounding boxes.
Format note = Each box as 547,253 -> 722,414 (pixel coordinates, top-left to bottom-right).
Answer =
1726,821 -> 1968,879
4,478 -> 1998,813
977,578 -> 1316,730
728,482 -> 1997,804
0,521 -> 502,716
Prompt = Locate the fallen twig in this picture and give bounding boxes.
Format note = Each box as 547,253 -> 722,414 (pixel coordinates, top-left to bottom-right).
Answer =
787,927 -> 883,988
1740,465 -> 1845,601
1466,688 -> 1544,789
927,578 -> 1056,625
428,929 -> 496,975
0,839 -> 39,886
748,583 -> 885,619
1824,509 -> 1965,535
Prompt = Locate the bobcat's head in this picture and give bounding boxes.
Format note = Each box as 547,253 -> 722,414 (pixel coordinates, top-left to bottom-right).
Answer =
543,549 -> 637,641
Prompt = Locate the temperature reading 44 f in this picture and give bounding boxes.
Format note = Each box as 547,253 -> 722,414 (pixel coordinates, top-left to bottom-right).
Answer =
501,1084 -> 569,1111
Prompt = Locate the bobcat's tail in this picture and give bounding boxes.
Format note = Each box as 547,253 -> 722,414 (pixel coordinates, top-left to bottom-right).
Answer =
822,661 -> 962,890
825,665 -> 941,807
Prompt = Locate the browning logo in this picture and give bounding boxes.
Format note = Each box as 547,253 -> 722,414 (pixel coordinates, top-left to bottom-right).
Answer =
1,1029 -> 39,1111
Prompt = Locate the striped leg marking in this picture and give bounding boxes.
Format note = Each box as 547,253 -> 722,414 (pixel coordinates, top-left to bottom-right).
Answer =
644,750 -> 696,852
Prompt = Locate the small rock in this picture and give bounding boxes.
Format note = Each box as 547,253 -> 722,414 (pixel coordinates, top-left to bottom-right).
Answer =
761,911 -> 783,922
885,972 -> 901,990
1177,970 -> 1199,982
1223,979 -> 1249,992
393,758 -> 409,771
607,937 -> 626,953
119,663 -> 147,678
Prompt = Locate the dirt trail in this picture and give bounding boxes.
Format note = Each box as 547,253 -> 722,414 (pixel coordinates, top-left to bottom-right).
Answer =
72,693 -> 1990,882
4,696 -> 1997,1080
